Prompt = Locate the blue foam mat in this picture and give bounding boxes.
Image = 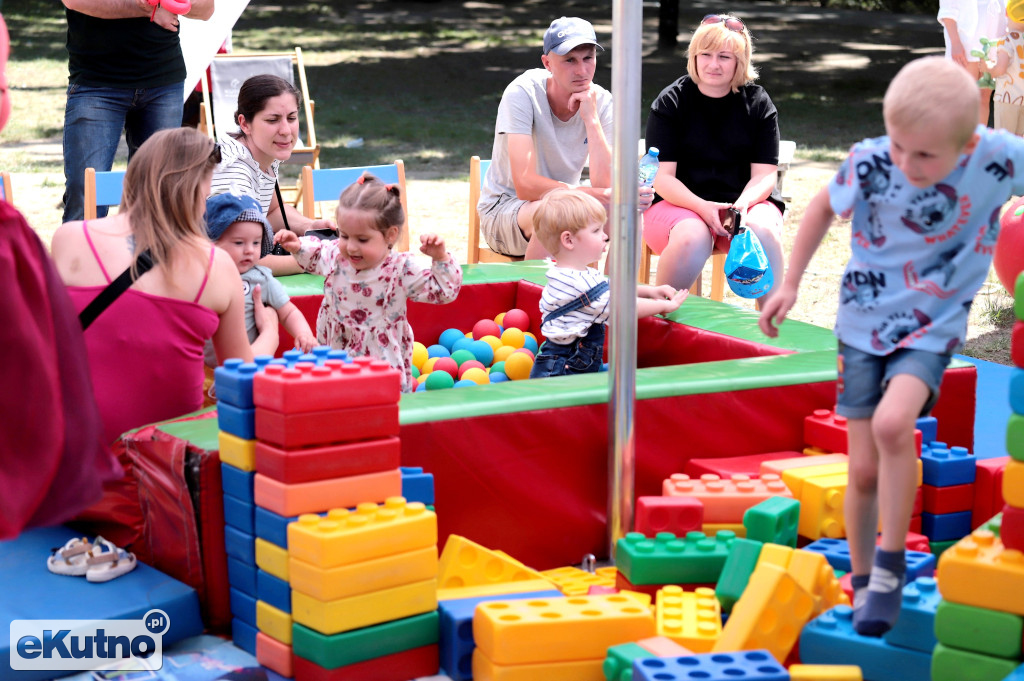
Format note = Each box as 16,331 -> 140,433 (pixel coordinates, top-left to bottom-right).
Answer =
954,354 -> 1013,459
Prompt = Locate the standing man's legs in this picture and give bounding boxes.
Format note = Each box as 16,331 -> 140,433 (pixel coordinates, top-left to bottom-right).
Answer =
63,85 -> 132,223
124,82 -> 184,160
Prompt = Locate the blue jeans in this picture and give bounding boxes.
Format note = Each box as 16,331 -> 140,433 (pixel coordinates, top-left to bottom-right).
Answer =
62,82 -> 184,222
530,324 -> 606,379
836,341 -> 952,419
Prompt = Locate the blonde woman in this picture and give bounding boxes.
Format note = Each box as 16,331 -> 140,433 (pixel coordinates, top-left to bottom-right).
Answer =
642,14 -> 785,300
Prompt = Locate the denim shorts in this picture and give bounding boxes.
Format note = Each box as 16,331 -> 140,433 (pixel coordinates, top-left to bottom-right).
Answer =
530,325 -> 606,379
836,341 -> 952,419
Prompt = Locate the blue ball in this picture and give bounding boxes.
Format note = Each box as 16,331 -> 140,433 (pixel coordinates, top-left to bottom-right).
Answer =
438,328 -> 465,351
454,379 -> 478,388
467,340 -> 495,366
427,344 -> 451,359
416,382 -> 427,392
522,335 -> 539,354
600,362 -> 609,372
489,372 -> 510,383
451,336 -> 475,354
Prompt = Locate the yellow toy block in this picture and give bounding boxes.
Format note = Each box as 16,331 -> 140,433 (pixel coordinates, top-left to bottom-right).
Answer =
438,535 -> 546,589
256,600 -> 293,645
472,649 -> 605,681
595,566 -> 618,581
781,463 -> 848,497
473,594 -> 656,665
789,664 -> 863,681
541,566 -> 617,596
254,537 -> 289,581
713,562 -> 815,662
1004,460 -> 1024,508
804,446 -> 840,456
799,473 -> 848,540
753,544 -> 848,615
437,579 -> 558,602
288,545 -> 437,601
937,530 -> 1024,615
655,586 -> 721,652
757,542 -> 794,569
703,523 -> 746,538
619,590 -> 653,608
286,497 -> 436,569
761,454 -> 849,478
291,577 -> 437,635
219,431 -> 256,471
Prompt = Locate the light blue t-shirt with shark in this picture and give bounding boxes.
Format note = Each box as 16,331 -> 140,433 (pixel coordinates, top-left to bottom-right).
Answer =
829,125 -> 1024,356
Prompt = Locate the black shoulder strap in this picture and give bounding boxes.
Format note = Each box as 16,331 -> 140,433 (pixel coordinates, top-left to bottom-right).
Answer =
78,250 -> 155,331
274,181 -> 291,232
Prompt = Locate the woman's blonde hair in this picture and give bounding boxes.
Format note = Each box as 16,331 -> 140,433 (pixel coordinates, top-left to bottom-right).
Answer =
533,188 -> 607,254
686,15 -> 757,92
120,127 -> 220,275
884,57 -> 979,149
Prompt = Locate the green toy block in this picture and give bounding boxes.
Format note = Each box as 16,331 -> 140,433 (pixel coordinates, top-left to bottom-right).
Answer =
743,496 -> 800,547
935,600 -> 1024,659
715,538 -> 764,613
291,610 -> 438,669
985,512 -> 1003,537
1008,414 -> 1024,462
930,538 -> 959,558
603,642 -> 655,681
615,531 -> 736,586
931,642 -> 1019,681
1015,271 -> 1024,320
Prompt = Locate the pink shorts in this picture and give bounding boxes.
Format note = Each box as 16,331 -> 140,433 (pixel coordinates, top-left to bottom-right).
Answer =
643,200 -> 784,255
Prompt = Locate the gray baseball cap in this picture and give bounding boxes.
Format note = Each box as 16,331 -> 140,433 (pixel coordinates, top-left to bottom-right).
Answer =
543,17 -> 604,56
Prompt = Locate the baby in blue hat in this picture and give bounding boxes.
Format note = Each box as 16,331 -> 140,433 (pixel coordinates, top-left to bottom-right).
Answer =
203,193 -> 314,371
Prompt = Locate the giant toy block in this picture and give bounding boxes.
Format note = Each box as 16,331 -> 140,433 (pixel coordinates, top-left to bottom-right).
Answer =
662,474 -> 793,523
254,436 -> 401,484
973,457 -> 1008,529
715,537 -> 764,613
936,529 -> 1024,615
759,452 -> 850,478
789,665 -> 864,681
291,577 -> 438,635
934,599 -> 1024,659
633,649 -> 788,681
921,444 -> 977,487
615,531 -> 736,585
882,577 -> 941,653
803,538 -> 936,579
635,495 -> 704,536
686,451 -> 804,479
292,644 -> 440,681
931,642 -> 1019,681
288,545 -> 437,601
753,543 -> 849,616
252,358 -> 401,413
604,642 -> 657,681
797,471 -> 849,540
291,611 -> 439,670
541,566 -> 617,596
655,585 -> 721,652
437,534 -> 547,589
742,495 -> 800,547
254,469 -> 402,517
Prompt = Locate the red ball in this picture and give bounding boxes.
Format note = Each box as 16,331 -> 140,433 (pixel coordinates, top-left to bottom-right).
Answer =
431,357 -> 459,378
996,197 -> 1024,294
472,319 -> 502,340
502,308 -> 531,332
457,360 -> 486,379
512,347 -> 535,361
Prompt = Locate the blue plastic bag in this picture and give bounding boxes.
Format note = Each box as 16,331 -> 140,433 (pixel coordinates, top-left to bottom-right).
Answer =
724,226 -> 774,299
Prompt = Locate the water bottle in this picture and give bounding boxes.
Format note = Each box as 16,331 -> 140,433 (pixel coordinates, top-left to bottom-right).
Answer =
638,146 -> 660,187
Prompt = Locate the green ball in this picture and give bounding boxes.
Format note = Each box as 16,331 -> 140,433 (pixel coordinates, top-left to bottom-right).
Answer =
450,349 -> 476,367
489,361 -> 506,374
424,370 -> 455,390
411,365 -> 420,379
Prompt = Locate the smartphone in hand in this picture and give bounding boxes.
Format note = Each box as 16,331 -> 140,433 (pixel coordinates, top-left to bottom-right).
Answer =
721,208 -> 743,236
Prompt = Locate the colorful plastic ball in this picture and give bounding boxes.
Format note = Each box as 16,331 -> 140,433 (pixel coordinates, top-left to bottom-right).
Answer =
454,379 -> 477,388
461,367 -> 491,385
438,328 -> 466,351
425,371 -> 455,390
450,349 -> 476,367
412,342 -> 428,370
490,361 -> 506,374
472,319 -> 502,340
494,312 -> 506,326
493,345 -> 516,364
416,382 -> 427,392
458,360 -> 486,379
467,339 -> 495,366
503,308 -> 531,331
432,357 -> 459,378
504,351 -> 534,380
522,334 -> 539,355
451,337 -> 476,354
411,365 -> 420,379
417,372 -> 430,385
490,372 -> 510,383
996,197 -> 1024,294
500,327 -> 526,349
512,347 -> 535,361
427,344 -> 451,359
423,357 -> 439,373
478,335 -> 503,352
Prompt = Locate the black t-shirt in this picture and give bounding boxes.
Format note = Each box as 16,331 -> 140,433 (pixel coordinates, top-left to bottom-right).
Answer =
645,75 -> 784,213
66,9 -> 184,89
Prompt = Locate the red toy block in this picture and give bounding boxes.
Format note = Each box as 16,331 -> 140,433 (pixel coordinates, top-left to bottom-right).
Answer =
759,453 -> 849,478
922,483 -> 975,514
875,531 -> 932,554
587,585 -> 619,595
255,403 -> 399,449
253,358 -> 401,413
256,632 -> 294,678
1013,321 -> 1023,368
839,572 -> 853,604
253,468 -> 402,517
1001,503 -> 1024,552
804,409 -> 921,455
684,452 -> 804,479
662,474 -> 793,524
973,457 -> 1008,529
634,496 -> 704,536
254,437 -> 401,484
913,487 -> 923,516
910,515 -> 922,534
293,643 -> 439,681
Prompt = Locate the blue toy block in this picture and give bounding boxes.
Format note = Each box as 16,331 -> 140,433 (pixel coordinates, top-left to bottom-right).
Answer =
221,462 -> 254,503
254,506 -> 300,548
803,538 -> 936,580
224,524 -> 256,565
921,444 -> 976,486
223,493 -> 255,534
213,359 -> 258,408
922,510 -> 974,542
217,400 -> 255,440
401,466 -> 435,505
1003,663 -> 1024,680
633,650 -> 788,681
230,587 -> 257,626
257,569 -> 292,614
915,416 -> 938,446
232,617 -> 258,656
227,556 -> 257,597
1010,369 -> 1024,416
282,349 -> 302,366
800,605 -> 932,681
883,576 -> 941,653
438,589 -> 562,680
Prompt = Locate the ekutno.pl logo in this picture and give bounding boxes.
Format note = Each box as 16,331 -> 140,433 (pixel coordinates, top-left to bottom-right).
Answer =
10,609 -> 169,672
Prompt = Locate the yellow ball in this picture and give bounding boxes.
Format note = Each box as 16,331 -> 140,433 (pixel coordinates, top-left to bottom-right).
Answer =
423,357 -> 439,373
417,372 -> 430,385
412,342 -> 428,370
524,332 -> 537,342
500,327 -> 525,349
504,351 -> 534,380
493,345 -> 517,364
479,335 -> 503,352
461,367 -> 491,385
494,312 -> 506,326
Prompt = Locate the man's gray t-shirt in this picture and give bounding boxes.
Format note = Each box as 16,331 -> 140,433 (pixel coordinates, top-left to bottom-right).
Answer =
203,264 -> 290,366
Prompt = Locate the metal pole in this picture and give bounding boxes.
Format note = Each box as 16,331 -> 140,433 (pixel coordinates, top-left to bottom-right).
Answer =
607,0 -> 642,559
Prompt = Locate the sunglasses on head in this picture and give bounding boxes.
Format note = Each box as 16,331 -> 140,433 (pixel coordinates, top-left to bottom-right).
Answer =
209,142 -> 222,164
701,14 -> 745,33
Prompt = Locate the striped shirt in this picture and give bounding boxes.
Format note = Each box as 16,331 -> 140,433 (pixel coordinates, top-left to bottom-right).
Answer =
209,135 -> 280,214
538,266 -> 611,345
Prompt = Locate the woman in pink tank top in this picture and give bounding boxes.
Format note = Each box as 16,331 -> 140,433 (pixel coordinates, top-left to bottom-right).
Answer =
52,127 -> 264,445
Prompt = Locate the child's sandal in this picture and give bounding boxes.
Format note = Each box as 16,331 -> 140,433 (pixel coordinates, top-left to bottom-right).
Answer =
46,537 -> 95,576
85,538 -> 137,583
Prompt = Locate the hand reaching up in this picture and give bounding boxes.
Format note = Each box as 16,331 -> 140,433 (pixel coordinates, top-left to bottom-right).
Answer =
419,233 -> 448,261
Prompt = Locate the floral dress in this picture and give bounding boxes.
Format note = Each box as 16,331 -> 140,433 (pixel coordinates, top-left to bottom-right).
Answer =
295,238 -> 463,392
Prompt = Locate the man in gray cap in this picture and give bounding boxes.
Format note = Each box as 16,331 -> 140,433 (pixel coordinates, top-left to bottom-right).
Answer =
478,17 -> 649,260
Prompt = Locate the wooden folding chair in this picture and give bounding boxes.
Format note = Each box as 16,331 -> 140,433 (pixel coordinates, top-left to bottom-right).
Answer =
300,162 -> 410,252
467,156 -> 524,265
1,172 -> 12,205
83,168 -> 127,220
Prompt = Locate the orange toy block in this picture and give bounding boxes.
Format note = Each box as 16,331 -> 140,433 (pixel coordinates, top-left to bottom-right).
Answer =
286,497 -> 436,569
288,545 -> 437,601
255,632 -> 294,678
799,473 -> 849,540
438,534 -> 546,589
253,468 -> 401,517
755,544 -> 848,615
541,566 -> 617,596
713,562 -> 815,662
662,474 -> 793,523
635,636 -> 694,657
1004,459 -> 1024,508
291,577 -> 438,635
656,585 -> 721,652
789,664 -> 863,681
760,453 -> 849,479
471,649 -> 605,681
253,358 -> 401,413
473,594 -> 656,665
937,530 -> 1024,615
